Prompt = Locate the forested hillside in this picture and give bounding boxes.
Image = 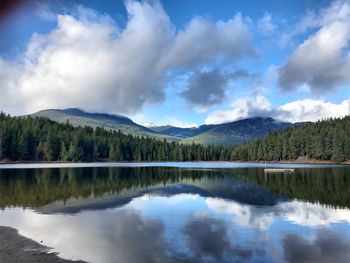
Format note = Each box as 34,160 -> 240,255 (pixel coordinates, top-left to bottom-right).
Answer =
230,117 -> 350,162
0,113 -> 228,162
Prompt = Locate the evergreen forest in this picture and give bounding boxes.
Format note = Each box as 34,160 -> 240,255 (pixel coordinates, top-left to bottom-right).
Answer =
0,112 -> 349,163
0,113 -> 228,162
230,117 -> 350,162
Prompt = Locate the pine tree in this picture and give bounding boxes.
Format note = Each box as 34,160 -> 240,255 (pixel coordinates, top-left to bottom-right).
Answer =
92,144 -> 99,159
67,141 -> 83,162
109,144 -> 118,161
60,142 -> 68,161
331,135 -> 345,162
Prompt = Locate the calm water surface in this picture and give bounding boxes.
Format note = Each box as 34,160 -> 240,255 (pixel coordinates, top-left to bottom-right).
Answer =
0,162 -> 350,263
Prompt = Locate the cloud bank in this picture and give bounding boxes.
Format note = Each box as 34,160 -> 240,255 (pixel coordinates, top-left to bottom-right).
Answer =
0,1 -> 253,115
205,96 -> 350,124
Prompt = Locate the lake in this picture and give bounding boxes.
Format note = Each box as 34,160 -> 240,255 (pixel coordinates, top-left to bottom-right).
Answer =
0,162 -> 350,263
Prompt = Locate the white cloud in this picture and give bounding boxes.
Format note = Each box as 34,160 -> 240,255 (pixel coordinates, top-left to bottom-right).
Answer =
160,14 -> 254,69
205,95 -> 272,124
278,0 -> 350,93
0,1 -> 253,115
205,95 -> 350,124
130,112 -> 198,128
278,99 -> 350,123
258,13 -> 276,34
280,0 -> 350,47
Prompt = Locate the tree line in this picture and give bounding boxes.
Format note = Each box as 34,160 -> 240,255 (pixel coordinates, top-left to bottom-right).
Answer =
0,112 -> 229,162
230,117 -> 350,162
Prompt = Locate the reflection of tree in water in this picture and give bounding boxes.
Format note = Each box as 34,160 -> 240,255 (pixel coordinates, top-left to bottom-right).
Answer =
0,167 -> 349,209
232,167 -> 350,208
0,167 -> 224,208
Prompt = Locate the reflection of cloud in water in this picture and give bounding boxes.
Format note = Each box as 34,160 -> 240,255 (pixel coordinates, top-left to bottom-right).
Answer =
206,198 -> 350,229
183,218 -> 254,263
0,208 -> 175,263
141,193 -> 199,203
97,210 -> 172,263
283,229 -> 350,263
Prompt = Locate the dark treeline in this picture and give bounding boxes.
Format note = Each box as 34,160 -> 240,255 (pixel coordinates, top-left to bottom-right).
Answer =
230,117 -> 350,162
0,113 -> 230,162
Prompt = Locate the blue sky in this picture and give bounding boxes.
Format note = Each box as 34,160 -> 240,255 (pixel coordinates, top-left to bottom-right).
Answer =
0,0 -> 349,126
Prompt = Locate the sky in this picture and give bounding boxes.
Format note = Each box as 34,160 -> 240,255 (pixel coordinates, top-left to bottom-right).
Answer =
0,0 -> 349,127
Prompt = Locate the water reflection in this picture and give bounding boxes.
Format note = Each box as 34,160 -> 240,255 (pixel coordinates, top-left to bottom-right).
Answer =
1,166 -> 350,210
0,166 -> 349,262
1,194 -> 350,263
0,167 -> 289,211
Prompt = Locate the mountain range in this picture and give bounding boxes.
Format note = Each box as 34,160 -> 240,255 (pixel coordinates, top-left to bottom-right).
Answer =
29,108 -> 295,146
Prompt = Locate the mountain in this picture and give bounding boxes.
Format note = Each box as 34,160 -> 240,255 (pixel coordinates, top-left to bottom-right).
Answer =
30,109 -> 295,146
30,108 -> 176,140
181,117 -> 294,146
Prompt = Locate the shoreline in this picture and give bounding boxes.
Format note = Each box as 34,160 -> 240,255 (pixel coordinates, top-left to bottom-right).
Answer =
0,226 -> 85,263
0,157 -> 349,166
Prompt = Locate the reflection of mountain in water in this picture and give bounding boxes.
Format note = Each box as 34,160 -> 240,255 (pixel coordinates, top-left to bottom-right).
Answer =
0,167 -> 287,213
0,166 -> 349,212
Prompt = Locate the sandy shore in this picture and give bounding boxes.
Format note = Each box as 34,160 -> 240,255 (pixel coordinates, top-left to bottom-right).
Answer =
0,226 -> 86,263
